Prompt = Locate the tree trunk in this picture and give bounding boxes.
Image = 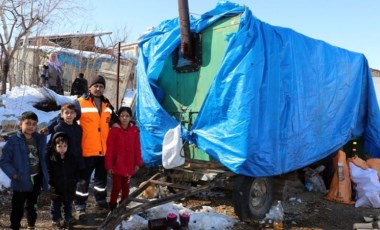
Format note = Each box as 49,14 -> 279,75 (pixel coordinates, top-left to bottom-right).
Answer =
1,60 -> 9,94
16,33 -> 30,86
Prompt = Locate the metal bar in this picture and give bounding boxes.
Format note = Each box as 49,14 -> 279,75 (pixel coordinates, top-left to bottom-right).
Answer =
116,42 -> 121,110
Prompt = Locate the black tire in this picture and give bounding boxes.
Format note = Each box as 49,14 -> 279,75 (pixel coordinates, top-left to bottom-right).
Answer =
232,175 -> 273,221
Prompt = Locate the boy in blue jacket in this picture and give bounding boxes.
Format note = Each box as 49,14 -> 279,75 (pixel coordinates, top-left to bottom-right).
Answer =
0,111 -> 49,230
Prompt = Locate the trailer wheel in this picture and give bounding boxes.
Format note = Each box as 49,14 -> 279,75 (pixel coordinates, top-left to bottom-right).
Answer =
232,176 -> 273,221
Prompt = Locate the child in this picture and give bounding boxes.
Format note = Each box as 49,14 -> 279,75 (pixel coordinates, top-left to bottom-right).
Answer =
50,102 -> 84,169
48,102 -> 84,224
48,132 -> 80,228
105,107 -> 143,210
0,111 -> 49,230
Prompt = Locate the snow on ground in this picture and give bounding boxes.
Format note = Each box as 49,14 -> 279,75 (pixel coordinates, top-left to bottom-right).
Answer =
0,169 -> 10,189
0,86 -> 73,189
0,85 -> 74,124
0,85 -> 238,229
118,202 -> 237,230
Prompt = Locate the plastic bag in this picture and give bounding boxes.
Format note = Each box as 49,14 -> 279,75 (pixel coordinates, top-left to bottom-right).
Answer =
162,124 -> 185,169
366,158 -> 380,180
349,162 -> 380,208
325,150 -> 354,204
266,201 -> 284,230
303,165 -> 327,194
266,200 -> 284,221
348,155 -> 368,170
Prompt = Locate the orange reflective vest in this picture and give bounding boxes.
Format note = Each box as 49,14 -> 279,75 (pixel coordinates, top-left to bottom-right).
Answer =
78,97 -> 112,157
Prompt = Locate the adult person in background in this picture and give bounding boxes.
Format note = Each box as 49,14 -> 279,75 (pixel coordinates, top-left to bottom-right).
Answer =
40,52 -> 64,95
40,75 -> 117,219
70,73 -> 88,97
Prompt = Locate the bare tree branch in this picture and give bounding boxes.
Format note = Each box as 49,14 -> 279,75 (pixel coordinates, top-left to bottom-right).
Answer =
0,0 -> 81,93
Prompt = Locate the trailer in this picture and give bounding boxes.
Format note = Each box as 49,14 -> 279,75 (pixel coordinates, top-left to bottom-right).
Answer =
100,1 -> 380,228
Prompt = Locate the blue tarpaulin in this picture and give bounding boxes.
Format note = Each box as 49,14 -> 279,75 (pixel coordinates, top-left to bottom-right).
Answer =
136,1 -> 380,177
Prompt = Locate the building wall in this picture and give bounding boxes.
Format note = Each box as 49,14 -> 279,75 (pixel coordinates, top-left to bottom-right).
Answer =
29,37 -> 96,51
71,37 -> 95,51
120,43 -> 139,59
371,68 -> 380,78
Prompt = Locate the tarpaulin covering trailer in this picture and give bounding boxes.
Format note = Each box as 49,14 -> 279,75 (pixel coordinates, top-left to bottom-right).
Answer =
134,0 -> 380,221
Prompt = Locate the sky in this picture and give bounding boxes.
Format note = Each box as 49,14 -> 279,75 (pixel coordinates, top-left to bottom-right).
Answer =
56,0 -> 380,70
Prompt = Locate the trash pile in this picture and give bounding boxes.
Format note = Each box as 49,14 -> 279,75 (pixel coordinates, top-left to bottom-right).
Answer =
295,147 -> 380,209
120,202 -> 238,230
352,215 -> 380,230
261,146 -> 380,230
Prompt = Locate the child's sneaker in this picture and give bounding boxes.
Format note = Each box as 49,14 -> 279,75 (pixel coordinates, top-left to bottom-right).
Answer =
64,218 -> 76,227
76,209 -> 86,220
109,202 -> 117,211
95,200 -> 109,210
27,225 -> 35,229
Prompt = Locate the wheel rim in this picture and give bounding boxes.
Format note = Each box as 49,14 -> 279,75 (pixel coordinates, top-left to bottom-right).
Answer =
249,178 -> 269,207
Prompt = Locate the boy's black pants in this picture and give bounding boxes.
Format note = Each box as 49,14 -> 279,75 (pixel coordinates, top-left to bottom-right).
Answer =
10,174 -> 42,230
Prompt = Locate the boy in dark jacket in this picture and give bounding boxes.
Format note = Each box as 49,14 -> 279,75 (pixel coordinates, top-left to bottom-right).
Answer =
0,111 -> 49,230
48,132 -> 80,227
49,102 -> 84,169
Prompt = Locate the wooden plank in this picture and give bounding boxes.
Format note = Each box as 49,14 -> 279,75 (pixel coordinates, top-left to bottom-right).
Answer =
183,159 -> 229,170
149,179 -> 191,190
126,197 -> 150,203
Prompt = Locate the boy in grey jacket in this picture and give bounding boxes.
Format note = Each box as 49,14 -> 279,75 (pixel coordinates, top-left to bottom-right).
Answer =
0,111 -> 49,230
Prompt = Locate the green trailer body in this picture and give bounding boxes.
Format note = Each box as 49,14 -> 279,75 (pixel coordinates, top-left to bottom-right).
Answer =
157,15 -> 241,162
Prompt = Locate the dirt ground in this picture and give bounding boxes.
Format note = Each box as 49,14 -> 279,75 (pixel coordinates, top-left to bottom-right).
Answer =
178,188 -> 380,230
0,170 -> 379,230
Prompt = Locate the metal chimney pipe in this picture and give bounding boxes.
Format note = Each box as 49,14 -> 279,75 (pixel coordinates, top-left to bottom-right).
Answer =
178,0 -> 193,60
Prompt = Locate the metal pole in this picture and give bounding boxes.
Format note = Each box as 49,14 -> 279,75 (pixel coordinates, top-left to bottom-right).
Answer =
116,42 -> 121,111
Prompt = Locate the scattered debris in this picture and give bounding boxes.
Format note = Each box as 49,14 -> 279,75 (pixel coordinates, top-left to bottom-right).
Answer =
364,216 -> 374,222
352,222 -> 374,229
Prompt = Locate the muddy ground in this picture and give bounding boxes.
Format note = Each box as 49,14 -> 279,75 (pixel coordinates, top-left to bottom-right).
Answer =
0,168 -> 379,230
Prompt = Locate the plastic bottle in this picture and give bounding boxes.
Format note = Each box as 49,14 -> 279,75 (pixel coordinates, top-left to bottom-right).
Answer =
179,212 -> 190,230
315,165 -> 326,174
166,213 -> 180,230
272,201 -> 284,230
